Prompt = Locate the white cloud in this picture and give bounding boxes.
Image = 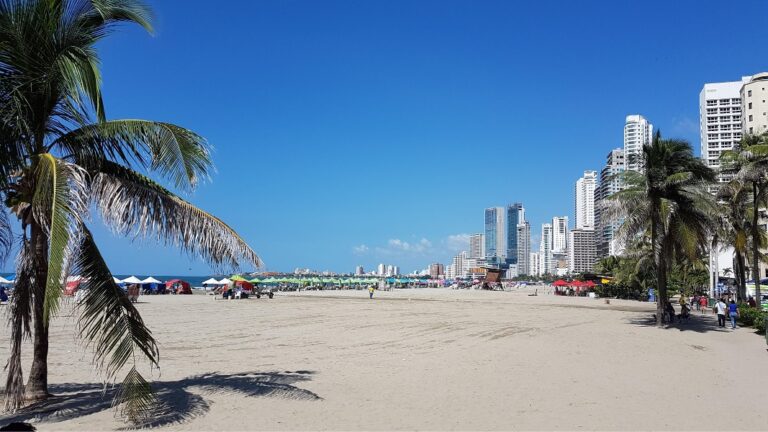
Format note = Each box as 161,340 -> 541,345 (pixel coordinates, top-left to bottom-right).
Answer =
386,238 -> 432,253
352,244 -> 369,254
444,233 -> 470,252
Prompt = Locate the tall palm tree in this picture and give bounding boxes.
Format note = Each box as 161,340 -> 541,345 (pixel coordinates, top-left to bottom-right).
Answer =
721,132 -> 768,303
0,0 -> 261,422
715,179 -> 752,301
608,132 -> 715,326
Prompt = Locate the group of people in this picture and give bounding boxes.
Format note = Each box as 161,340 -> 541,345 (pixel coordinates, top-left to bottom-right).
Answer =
713,297 -> 740,329
669,293 -> 757,329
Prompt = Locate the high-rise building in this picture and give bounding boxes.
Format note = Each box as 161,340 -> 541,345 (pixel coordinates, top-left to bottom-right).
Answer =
429,263 -> 444,279
516,221 -> 531,276
484,207 -> 506,260
506,203 -> 524,264
624,114 -> 653,172
355,265 -> 364,275
539,223 -> 553,275
552,216 -> 569,253
700,78 -> 748,182
449,251 -> 468,278
596,148 -> 626,258
568,229 -> 597,274
393,266 -> 400,276
386,265 -> 395,276
469,233 -> 485,259
575,170 -> 597,229
377,263 -> 386,276
529,252 -> 541,276
742,72 -> 768,137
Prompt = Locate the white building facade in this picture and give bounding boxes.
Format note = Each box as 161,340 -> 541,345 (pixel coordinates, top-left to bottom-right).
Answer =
568,229 -> 597,274
539,223 -> 553,275
699,79 -> 748,182
624,114 -> 653,172
469,233 -> 485,259
552,216 -> 569,253
517,222 -> 531,276
575,170 -> 597,230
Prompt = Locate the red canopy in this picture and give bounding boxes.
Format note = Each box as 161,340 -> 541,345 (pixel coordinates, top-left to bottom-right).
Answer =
584,280 -> 596,287
165,279 -> 192,294
571,280 -> 585,287
552,279 -> 569,287
235,280 -> 254,292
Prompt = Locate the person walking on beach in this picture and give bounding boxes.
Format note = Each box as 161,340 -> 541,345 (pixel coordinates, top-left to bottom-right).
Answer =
715,298 -> 727,327
728,300 -> 739,329
699,295 -> 708,313
368,285 -> 375,299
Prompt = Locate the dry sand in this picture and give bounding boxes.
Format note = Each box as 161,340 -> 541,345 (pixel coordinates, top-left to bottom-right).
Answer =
2,287 -> 767,430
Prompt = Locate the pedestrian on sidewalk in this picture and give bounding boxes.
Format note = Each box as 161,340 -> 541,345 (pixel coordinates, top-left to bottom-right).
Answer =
715,298 -> 727,327
728,300 -> 739,329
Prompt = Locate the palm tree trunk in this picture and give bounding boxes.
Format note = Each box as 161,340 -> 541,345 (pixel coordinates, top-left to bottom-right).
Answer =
652,199 -> 665,327
753,183 -> 762,304
25,220 -> 50,401
735,250 -> 747,301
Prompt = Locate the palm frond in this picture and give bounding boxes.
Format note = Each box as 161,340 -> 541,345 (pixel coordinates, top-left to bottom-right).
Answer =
53,120 -> 213,191
114,366 -> 156,423
92,162 -> 262,271
31,154 -> 88,324
74,224 -> 159,423
0,206 -> 12,266
3,240 -> 35,412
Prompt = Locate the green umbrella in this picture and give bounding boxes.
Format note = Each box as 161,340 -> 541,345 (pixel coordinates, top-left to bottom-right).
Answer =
230,275 -> 248,282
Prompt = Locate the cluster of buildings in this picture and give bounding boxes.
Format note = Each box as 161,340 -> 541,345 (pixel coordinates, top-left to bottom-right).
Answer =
351,72 -> 768,281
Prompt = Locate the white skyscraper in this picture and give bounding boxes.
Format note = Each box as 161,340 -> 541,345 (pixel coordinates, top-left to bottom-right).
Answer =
529,252 -> 541,276
540,223 -> 553,275
624,114 -> 653,172
596,148 -> 626,258
377,263 -> 386,276
575,170 -> 597,229
551,216 -> 568,253
700,78 -> 748,182
517,222 -> 531,276
469,233 -> 485,259
355,265 -> 364,275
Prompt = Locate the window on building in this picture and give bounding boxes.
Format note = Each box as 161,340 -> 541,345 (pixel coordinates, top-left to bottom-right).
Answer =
749,102 -> 752,109
720,107 -> 730,113
707,100 -> 717,106
749,115 -> 753,122
750,127 -> 754,133
748,90 -> 752,97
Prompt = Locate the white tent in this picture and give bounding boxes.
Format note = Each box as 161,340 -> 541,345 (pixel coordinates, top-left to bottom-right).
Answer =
0,276 -> 11,284
113,277 -> 123,284
141,277 -> 162,284
121,276 -> 142,284
219,278 -> 232,285
202,278 -> 221,285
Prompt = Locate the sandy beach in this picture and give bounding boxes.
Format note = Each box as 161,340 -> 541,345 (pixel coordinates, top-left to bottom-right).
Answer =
2,287 -> 767,430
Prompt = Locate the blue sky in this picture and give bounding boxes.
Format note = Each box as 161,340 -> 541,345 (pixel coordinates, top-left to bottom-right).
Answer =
8,0 -> 767,276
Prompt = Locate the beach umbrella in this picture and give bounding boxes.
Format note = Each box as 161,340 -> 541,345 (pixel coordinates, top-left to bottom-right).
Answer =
248,277 -> 262,283
140,276 -> 162,284
219,278 -> 232,285
230,275 -> 248,282
121,276 -> 142,284
0,276 -> 11,284
552,279 -> 569,287
584,280 -> 596,288
202,278 -> 221,285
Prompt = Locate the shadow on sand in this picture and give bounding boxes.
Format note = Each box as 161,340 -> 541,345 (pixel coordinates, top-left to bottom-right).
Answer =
626,311 -> 733,334
1,370 -> 320,429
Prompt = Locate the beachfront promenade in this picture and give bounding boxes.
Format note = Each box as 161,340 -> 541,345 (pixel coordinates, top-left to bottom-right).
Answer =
2,287 -> 767,430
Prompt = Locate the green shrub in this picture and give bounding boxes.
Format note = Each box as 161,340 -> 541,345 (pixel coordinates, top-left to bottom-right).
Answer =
753,312 -> 766,334
738,305 -> 760,326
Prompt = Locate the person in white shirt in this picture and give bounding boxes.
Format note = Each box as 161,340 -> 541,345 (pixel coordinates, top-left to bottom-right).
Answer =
715,298 -> 727,327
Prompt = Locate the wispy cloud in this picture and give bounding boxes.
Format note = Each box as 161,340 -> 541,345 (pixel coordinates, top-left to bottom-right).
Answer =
443,233 -> 470,252
352,244 -> 369,254
378,238 -> 432,254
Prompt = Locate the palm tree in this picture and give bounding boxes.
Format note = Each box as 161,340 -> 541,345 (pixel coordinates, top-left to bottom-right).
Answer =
608,132 -> 715,326
715,179 -> 752,301
0,0 -> 261,421
721,132 -> 768,303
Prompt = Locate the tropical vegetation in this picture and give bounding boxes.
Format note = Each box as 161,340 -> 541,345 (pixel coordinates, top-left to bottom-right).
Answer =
0,0 -> 260,422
